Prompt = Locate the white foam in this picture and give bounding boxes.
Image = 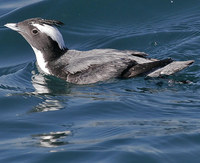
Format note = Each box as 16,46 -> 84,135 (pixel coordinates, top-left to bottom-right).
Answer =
32,46 -> 51,74
32,23 -> 66,50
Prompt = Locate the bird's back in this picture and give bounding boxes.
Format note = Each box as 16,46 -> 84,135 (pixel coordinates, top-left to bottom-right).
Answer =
51,49 -> 155,84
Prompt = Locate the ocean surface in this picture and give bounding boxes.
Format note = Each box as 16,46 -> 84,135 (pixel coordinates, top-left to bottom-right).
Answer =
0,0 -> 200,162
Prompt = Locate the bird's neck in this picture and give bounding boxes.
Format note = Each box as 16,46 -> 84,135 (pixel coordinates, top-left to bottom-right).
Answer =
31,46 -> 68,74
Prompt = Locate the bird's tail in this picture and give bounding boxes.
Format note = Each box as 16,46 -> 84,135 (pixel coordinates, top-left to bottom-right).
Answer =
147,60 -> 194,77
122,58 -> 173,78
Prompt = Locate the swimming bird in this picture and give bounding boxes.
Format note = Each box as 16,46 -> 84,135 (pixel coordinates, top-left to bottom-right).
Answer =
5,18 -> 194,84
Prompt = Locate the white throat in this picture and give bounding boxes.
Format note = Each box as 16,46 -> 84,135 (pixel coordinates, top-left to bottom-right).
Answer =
32,46 -> 51,74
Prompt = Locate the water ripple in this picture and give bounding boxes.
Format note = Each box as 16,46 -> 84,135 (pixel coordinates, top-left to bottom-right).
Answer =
0,0 -> 200,162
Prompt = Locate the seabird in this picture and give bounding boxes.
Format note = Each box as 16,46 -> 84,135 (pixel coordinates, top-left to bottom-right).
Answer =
4,18 -> 194,84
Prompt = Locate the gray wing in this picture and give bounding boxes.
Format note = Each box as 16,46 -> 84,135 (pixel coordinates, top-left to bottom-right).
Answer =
59,49 -> 150,84
63,49 -> 150,73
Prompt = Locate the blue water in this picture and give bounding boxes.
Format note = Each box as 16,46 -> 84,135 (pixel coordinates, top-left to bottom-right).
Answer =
0,0 -> 200,162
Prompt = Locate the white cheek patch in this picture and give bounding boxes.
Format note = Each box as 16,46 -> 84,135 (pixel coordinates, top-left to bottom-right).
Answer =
32,23 -> 66,50
32,46 -> 51,74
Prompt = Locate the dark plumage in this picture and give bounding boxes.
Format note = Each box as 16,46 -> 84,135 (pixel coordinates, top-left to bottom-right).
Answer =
26,18 -> 64,27
5,18 -> 194,84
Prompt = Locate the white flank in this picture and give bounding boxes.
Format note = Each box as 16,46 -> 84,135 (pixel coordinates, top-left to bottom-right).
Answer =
32,46 -> 51,74
32,23 -> 65,50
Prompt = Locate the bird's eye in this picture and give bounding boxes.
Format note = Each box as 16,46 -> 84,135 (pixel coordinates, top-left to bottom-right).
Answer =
32,29 -> 38,35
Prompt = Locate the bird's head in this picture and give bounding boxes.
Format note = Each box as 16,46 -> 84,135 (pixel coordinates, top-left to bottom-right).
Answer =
5,18 -> 68,74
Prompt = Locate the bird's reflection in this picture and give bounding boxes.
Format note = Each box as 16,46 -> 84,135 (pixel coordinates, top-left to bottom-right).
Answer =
33,99 -> 64,112
30,71 -> 73,149
31,70 -> 72,94
30,71 -> 72,112
32,130 -> 71,148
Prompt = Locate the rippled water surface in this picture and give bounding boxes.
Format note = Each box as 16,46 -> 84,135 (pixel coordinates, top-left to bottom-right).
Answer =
0,0 -> 200,162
